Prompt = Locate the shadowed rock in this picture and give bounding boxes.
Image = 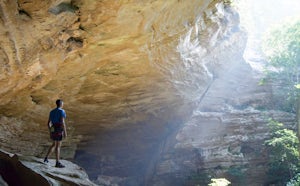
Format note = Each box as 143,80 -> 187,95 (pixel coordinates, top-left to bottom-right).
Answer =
48,2 -> 78,15
0,149 -> 96,186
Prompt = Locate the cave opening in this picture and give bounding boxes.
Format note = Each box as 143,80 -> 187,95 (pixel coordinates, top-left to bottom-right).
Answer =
72,1 -> 300,185
1,0 -> 300,185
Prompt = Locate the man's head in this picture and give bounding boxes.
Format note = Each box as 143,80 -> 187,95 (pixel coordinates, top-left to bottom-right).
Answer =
56,99 -> 63,108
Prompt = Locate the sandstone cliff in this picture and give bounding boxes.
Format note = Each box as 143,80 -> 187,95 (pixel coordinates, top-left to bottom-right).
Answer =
0,0 -> 297,185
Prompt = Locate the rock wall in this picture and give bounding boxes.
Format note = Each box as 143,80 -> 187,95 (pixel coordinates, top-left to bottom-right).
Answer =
0,0 -> 203,125
0,0 -> 201,157
0,0 -> 297,186
0,0 -> 215,158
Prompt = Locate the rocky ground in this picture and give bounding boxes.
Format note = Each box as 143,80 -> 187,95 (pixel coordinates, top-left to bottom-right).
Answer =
0,149 -> 96,186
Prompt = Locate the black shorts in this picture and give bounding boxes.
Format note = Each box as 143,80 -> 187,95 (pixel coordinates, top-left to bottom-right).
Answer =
51,132 -> 63,141
50,123 -> 64,141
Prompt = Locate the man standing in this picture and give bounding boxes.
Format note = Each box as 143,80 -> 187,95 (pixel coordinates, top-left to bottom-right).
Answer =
44,99 -> 67,168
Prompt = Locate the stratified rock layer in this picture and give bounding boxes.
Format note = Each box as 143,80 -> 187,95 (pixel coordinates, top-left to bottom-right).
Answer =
0,0 -> 296,185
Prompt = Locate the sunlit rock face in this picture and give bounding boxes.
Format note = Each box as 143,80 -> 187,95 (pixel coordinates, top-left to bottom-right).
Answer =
0,0 -> 296,185
0,0 -> 193,156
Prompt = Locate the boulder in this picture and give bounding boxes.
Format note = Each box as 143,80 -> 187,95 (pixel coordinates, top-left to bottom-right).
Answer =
0,149 -> 96,186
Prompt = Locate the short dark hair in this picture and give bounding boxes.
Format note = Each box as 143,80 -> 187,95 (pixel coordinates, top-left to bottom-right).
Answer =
56,99 -> 63,107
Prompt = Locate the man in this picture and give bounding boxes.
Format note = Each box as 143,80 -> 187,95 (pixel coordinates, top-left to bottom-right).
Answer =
44,99 -> 68,168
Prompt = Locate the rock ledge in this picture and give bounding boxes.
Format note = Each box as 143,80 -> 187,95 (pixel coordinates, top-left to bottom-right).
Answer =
0,149 -> 96,186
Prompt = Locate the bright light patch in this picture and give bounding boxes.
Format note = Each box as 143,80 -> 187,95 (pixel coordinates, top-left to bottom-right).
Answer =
235,0 -> 300,71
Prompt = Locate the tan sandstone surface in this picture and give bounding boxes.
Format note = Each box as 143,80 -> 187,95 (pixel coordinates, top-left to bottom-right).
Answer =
0,0 -> 296,185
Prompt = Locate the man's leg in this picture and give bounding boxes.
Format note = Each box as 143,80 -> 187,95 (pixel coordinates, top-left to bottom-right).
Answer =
55,141 -> 65,168
44,141 -> 55,162
55,141 -> 62,162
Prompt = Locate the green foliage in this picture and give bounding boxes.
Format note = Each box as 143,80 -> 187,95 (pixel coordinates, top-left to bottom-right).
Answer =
267,118 -> 284,133
287,173 -> 300,186
262,17 -> 300,112
223,0 -> 234,5
187,170 -> 211,185
226,166 -> 245,184
262,18 -> 300,69
265,119 -> 300,185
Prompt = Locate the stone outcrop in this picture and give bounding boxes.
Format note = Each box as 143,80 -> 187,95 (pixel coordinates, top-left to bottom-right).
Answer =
0,0 -> 297,185
0,149 -> 96,186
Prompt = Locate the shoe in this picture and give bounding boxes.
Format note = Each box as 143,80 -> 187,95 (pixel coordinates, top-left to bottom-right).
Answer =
55,161 -> 65,168
44,157 -> 49,163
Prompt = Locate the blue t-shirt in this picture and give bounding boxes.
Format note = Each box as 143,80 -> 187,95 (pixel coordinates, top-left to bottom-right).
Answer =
49,108 -> 66,124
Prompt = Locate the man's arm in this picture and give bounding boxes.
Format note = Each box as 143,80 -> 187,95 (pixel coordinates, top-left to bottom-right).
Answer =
47,118 -> 52,138
62,117 -> 67,138
47,118 -> 51,130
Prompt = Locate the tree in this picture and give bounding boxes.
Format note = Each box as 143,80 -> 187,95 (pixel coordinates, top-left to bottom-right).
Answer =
262,17 -> 300,163
265,119 -> 300,185
262,17 -> 300,112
